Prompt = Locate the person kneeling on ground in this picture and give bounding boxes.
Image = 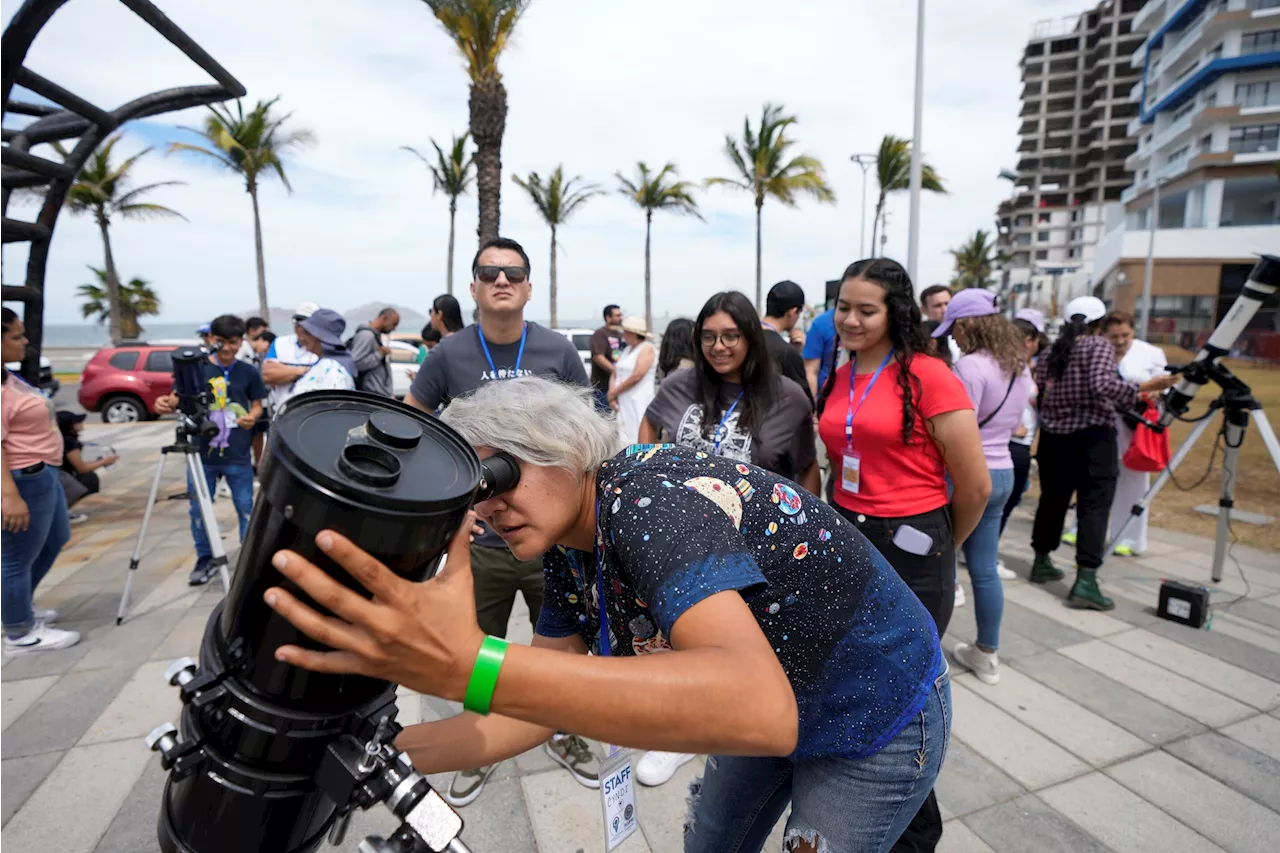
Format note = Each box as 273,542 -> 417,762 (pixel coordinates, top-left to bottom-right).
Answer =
264,377 -> 951,853
57,410 -> 118,523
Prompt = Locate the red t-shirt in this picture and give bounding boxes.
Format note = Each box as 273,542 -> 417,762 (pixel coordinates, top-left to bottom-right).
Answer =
818,354 -> 972,518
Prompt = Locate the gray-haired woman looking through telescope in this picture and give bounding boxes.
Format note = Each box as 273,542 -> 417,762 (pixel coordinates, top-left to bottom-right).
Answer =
263,376 -> 950,853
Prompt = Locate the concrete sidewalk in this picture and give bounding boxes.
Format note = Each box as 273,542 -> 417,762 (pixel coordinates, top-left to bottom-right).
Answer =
4,420 -> 1280,852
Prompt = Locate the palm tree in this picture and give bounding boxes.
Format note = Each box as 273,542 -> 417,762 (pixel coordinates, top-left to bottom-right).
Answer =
870,134 -> 945,253
949,230 -> 1001,289
59,135 -> 184,346
511,167 -> 602,328
168,97 -> 314,319
707,103 -> 834,311
422,0 -> 529,243
616,162 -> 703,331
403,134 -> 476,294
77,267 -> 161,341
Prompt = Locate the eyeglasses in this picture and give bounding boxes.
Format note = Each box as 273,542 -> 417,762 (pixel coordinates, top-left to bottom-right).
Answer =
699,330 -> 743,349
212,338 -> 242,350
475,265 -> 529,284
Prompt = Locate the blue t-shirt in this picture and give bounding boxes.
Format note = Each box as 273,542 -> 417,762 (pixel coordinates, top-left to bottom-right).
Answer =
198,359 -> 266,465
536,444 -> 942,761
801,309 -> 838,390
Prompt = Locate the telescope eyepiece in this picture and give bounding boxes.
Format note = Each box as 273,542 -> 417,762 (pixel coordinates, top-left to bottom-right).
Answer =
476,452 -> 521,503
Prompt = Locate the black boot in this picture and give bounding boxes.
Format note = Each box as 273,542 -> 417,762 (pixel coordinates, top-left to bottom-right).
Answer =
1067,568 -> 1115,611
1029,552 -> 1065,584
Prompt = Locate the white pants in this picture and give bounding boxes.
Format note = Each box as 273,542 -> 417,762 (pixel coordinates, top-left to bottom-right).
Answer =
1109,424 -> 1150,553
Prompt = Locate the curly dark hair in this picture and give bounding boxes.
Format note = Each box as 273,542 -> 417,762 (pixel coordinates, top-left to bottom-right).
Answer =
693,292 -> 778,437
817,258 -> 929,446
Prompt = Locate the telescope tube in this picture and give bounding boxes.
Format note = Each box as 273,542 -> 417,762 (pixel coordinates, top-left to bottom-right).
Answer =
1160,254 -> 1279,425
153,392 -> 482,853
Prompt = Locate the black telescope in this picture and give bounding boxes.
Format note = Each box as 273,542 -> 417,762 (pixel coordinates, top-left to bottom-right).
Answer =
146,391 -> 520,853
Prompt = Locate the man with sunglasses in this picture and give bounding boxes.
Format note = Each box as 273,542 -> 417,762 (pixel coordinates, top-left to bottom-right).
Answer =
153,314 -> 266,585
406,236 -> 594,806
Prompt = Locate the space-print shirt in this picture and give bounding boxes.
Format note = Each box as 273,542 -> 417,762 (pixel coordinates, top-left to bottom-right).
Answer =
536,444 -> 943,761
643,368 -> 816,481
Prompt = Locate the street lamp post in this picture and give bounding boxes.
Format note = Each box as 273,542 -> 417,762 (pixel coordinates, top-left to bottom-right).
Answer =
1139,179 -> 1161,341
850,153 -> 877,258
906,0 -> 927,283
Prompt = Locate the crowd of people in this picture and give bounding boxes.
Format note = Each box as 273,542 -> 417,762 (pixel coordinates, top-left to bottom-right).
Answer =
1,236 -> 1180,852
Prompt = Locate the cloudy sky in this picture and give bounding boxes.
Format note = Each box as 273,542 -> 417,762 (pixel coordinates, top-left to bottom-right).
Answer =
4,0 -> 1088,326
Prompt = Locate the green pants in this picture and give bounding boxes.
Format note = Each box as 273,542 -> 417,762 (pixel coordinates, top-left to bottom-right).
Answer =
470,543 -> 545,638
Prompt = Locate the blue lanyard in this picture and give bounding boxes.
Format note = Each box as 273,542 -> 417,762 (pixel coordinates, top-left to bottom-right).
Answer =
712,392 -> 744,455
845,350 -> 894,447
477,323 -> 528,379
593,496 -> 611,657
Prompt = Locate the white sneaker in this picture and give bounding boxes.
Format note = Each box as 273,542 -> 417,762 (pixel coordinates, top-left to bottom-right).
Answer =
4,624 -> 80,656
68,512 -> 89,525
635,750 -> 696,787
953,642 -> 1000,685
32,607 -> 57,624
996,560 -> 1017,580
954,584 -> 966,607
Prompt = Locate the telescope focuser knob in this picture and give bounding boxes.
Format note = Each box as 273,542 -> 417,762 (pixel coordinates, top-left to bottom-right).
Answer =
146,723 -> 179,756
165,657 -> 198,688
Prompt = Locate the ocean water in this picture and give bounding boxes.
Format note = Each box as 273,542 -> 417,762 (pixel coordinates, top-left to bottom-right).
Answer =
41,323 -> 206,347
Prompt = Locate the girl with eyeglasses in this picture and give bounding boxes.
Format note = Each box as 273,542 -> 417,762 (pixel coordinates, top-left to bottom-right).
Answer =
639,292 -> 819,496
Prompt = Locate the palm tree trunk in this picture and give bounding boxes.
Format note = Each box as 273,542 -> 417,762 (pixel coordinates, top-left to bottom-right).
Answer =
549,224 -> 558,329
870,197 -> 883,255
471,80 -> 507,243
644,210 -> 653,333
754,202 -> 763,313
446,197 -> 457,295
249,183 -> 269,320
97,216 -> 123,346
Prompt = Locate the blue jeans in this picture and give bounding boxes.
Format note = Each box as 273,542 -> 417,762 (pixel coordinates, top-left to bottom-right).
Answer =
188,460 -> 254,560
962,467 -> 1015,651
2,465 -> 70,637
685,670 -> 951,853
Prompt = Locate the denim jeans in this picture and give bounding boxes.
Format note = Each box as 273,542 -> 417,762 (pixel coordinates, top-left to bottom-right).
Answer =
685,670 -> 951,853
2,465 -> 70,637
961,468 -> 1015,651
188,460 -> 254,560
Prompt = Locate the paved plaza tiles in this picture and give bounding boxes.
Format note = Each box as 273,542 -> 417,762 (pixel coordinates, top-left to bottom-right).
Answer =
3,420 -> 1279,852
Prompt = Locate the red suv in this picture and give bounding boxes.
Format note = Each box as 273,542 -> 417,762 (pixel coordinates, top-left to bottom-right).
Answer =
78,344 -> 179,422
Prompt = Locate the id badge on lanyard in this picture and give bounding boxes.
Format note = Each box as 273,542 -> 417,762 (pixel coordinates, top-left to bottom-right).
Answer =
591,517 -> 639,850
599,745 -> 639,850
841,447 -> 862,494
840,350 -> 893,496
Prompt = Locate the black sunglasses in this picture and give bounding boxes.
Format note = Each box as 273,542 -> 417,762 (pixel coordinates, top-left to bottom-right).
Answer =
475,265 -> 529,284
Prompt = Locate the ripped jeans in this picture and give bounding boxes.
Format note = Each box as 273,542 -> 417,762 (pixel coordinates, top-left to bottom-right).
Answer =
685,670 -> 950,853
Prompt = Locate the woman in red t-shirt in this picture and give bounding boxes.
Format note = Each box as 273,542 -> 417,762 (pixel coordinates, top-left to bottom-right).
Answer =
817,259 -> 990,633
815,259 -> 989,852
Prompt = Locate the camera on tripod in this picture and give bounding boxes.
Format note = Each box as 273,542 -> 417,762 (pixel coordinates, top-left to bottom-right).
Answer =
171,347 -> 219,442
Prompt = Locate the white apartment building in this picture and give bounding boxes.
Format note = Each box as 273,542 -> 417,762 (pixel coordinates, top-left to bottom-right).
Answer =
1093,0 -> 1280,343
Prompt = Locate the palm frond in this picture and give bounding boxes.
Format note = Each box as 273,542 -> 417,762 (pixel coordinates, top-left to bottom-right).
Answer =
422,0 -> 530,83
619,161 -> 704,221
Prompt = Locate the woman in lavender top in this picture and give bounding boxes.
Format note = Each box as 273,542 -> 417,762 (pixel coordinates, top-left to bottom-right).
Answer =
932,291 -> 1031,685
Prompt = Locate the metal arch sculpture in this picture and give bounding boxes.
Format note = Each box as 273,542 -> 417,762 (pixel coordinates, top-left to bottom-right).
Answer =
1,0 -> 245,381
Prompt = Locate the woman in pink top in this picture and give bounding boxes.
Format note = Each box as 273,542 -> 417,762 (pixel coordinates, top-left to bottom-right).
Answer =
931,291 -> 1031,686
2,308 -> 80,655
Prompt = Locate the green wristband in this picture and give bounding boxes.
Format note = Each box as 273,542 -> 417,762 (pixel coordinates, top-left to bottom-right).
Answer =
463,635 -> 509,716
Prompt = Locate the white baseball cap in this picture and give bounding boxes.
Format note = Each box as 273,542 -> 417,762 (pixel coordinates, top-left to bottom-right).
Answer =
292,301 -> 320,321
1063,296 -> 1107,324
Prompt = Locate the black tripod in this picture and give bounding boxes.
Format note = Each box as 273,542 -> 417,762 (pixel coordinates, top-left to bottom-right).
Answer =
116,417 -> 232,625
1105,362 -> 1280,583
